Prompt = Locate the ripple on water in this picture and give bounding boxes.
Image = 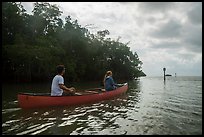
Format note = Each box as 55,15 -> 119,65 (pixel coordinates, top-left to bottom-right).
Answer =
16,122 -> 54,135
58,118 -> 77,127
2,108 -> 21,114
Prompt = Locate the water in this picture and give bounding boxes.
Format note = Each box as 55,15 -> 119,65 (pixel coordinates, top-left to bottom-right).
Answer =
2,76 -> 202,135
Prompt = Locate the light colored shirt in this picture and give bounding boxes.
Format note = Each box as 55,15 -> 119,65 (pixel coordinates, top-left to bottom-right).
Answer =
51,75 -> 64,96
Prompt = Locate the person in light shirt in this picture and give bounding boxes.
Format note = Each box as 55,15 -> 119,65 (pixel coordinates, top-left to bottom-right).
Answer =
51,65 -> 76,96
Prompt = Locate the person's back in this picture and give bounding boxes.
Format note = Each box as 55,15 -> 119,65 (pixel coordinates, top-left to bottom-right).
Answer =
51,65 -> 76,96
105,76 -> 116,91
51,75 -> 64,96
104,71 -> 117,91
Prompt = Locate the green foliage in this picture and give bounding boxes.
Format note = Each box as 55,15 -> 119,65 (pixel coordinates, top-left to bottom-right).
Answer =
2,2 -> 146,83
2,2 -> 26,45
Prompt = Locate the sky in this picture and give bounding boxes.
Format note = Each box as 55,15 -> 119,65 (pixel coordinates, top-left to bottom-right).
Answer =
21,2 -> 202,76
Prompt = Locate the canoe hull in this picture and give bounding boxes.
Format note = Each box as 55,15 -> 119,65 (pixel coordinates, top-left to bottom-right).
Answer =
18,83 -> 128,109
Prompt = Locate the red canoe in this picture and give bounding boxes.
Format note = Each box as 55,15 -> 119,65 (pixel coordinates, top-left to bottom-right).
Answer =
18,83 -> 128,109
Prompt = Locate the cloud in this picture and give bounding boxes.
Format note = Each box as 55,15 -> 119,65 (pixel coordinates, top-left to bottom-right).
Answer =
180,23 -> 202,53
187,2 -> 202,25
149,19 -> 182,39
149,24 -> 202,54
177,52 -> 201,63
138,2 -> 175,13
151,41 -> 181,49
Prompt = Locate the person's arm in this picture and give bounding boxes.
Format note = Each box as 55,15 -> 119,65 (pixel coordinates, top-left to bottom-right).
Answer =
110,77 -> 123,87
58,76 -> 75,94
59,84 -> 75,94
110,77 -> 117,87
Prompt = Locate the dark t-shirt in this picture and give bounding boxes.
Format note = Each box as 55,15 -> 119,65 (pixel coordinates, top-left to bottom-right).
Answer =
105,76 -> 117,91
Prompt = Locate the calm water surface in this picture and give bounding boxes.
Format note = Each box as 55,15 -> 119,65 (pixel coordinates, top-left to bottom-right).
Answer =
2,76 -> 202,135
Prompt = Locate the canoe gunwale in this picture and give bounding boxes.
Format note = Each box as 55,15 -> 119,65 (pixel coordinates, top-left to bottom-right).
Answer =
18,83 -> 128,97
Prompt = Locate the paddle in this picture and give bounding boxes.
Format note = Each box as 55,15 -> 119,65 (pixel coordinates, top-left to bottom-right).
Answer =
72,90 -> 98,96
74,92 -> 83,96
73,83 -> 127,96
116,83 -> 125,87
85,88 -> 106,93
72,88 -> 100,96
83,83 -> 126,94
84,90 -> 99,94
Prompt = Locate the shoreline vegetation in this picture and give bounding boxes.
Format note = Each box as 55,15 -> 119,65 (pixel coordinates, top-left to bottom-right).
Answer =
2,2 -> 146,83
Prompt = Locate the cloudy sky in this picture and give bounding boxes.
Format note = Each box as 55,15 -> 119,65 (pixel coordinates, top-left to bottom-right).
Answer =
21,2 -> 202,76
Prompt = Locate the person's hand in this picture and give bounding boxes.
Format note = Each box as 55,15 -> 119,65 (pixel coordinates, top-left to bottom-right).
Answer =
70,87 -> 76,93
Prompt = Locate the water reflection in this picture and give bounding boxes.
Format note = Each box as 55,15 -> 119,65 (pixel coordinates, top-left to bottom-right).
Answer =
163,80 -> 166,90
